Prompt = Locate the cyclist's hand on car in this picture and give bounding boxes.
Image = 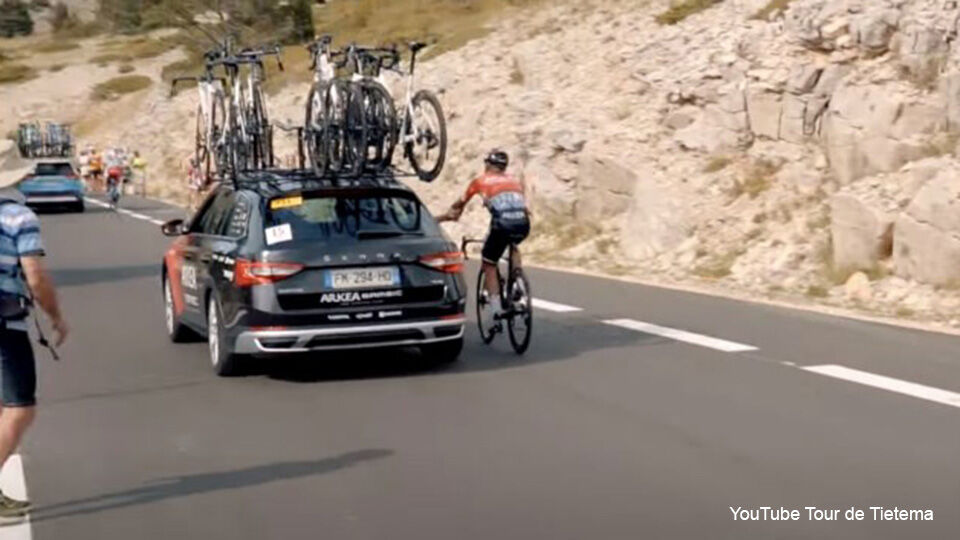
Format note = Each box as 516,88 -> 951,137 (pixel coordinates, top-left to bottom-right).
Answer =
52,317 -> 69,347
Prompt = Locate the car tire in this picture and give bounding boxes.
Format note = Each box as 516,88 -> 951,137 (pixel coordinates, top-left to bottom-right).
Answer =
207,297 -> 244,377
421,337 -> 463,365
163,276 -> 195,343
73,201 -> 85,213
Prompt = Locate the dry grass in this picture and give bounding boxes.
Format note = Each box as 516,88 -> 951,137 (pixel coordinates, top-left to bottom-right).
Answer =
48,63 -> 66,72
918,131 -> 960,159
805,285 -> 829,298
692,250 -> 741,279
117,64 -> 136,74
656,0 -> 724,25
509,59 -> 525,85
90,53 -> 133,66
732,158 -> 780,199
703,155 -> 732,173
0,63 -> 36,85
898,55 -> 946,91
750,0 -> 793,21
895,306 -> 915,318
32,40 -> 80,54
91,75 -> 153,101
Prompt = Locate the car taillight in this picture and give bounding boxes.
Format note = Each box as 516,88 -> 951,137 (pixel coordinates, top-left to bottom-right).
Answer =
420,252 -> 464,273
235,259 -> 303,287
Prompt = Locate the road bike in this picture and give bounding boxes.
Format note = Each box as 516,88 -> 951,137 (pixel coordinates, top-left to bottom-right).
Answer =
461,237 -> 533,354
305,35 -> 349,175
172,51 -> 229,187
342,43 -> 401,175
389,41 -> 447,182
172,40 -> 282,185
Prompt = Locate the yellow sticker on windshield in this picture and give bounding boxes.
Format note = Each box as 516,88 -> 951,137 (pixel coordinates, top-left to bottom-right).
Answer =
270,196 -> 303,210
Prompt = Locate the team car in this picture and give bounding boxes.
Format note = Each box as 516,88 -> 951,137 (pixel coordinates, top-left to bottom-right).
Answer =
160,170 -> 467,376
18,159 -> 85,212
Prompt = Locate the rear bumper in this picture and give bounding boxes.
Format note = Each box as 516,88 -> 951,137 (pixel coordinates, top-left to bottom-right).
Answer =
24,194 -> 83,204
233,317 -> 466,354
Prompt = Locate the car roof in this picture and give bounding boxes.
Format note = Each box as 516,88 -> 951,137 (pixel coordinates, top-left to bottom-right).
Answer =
232,169 -> 417,199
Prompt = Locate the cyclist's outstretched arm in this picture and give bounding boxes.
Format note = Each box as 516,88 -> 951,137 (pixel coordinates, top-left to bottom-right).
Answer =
437,180 -> 477,222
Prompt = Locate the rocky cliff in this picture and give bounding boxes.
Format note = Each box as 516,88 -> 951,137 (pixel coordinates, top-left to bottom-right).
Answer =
6,0 -> 960,325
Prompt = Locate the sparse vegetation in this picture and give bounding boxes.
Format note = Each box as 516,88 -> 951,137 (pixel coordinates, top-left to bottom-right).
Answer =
895,307 -> 915,318
117,64 -> 135,74
918,131 -> 960,159
509,59 -> 525,85
750,0 -> 793,21
733,158 -> 780,199
656,0 -> 724,25
0,63 -> 36,85
703,155 -> 732,173
32,40 -> 80,53
898,55 -> 946,91
91,74 -> 153,101
90,53 -> 133,66
48,63 -> 65,72
692,250 -> 741,279
805,285 -> 829,298
0,0 -> 34,38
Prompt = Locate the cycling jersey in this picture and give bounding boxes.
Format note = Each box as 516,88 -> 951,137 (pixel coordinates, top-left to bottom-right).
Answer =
461,172 -> 529,229
461,172 -> 530,263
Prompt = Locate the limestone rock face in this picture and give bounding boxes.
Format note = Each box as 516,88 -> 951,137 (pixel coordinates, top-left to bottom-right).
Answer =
830,193 -> 894,272
895,166 -> 960,286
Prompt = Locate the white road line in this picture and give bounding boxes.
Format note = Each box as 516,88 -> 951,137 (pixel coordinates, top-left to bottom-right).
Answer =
83,197 -> 108,208
603,318 -> 758,352
802,364 -> 960,410
0,454 -> 31,539
532,298 -> 583,313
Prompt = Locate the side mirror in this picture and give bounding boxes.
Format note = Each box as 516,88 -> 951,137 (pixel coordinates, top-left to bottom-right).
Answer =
161,219 -> 185,237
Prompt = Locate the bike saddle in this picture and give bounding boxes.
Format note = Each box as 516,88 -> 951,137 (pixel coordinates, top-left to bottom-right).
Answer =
409,41 -> 427,52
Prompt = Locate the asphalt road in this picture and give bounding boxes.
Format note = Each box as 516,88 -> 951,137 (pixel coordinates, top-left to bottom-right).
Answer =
6,194 -> 959,539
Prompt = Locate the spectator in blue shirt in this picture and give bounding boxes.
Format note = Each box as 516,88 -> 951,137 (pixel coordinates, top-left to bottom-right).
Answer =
0,141 -> 68,519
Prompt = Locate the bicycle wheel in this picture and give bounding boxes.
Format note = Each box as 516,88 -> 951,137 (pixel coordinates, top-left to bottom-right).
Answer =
252,86 -> 273,168
506,268 -> 533,354
405,90 -> 447,182
475,269 -> 498,344
324,79 -> 350,174
210,93 -> 230,180
344,82 -> 369,177
363,81 -> 398,171
305,82 -> 328,175
194,104 -> 212,186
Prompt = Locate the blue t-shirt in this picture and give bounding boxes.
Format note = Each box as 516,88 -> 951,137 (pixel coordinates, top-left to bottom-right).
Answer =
0,194 -> 44,331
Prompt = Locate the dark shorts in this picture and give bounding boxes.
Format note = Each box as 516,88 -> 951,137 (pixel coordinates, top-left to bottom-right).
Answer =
482,221 -> 531,264
0,329 -> 36,407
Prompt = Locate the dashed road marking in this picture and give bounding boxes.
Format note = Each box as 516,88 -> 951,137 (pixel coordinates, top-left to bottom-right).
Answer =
84,198 -> 165,226
0,454 -> 31,539
603,318 -> 758,352
532,298 -> 583,313
802,364 -> 960,410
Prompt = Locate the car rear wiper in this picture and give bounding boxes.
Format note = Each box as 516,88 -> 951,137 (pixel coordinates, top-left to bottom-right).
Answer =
357,230 -> 423,240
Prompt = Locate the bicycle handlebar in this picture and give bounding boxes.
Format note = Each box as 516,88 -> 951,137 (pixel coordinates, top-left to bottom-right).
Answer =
461,237 -> 484,260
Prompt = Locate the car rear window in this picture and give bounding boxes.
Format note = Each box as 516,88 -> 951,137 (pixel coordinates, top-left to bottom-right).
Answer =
264,193 -> 442,243
34,163 -> 74,177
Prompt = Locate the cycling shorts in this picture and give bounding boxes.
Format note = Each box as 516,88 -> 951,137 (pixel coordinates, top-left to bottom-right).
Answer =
482,220 -> 530,264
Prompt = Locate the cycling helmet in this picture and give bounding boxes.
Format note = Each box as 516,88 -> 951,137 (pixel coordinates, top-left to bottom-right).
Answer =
484,149 -> 509,170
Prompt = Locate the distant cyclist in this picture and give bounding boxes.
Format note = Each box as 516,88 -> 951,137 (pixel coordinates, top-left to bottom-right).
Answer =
437,150 -> 530,314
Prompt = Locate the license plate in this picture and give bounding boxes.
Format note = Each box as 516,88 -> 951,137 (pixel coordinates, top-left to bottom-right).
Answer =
326,267 -> 400,290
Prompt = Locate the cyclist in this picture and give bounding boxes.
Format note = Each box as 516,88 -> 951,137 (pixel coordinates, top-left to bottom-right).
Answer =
437,150 -> 530,314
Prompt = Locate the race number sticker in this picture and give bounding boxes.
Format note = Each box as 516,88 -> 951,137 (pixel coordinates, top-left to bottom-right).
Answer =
265,224 -> 293,245
181,263 -> 197,290
270,196 -> 303,210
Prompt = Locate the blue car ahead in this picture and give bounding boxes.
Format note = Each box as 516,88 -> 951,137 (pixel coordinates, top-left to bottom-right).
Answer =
18,160 -> 85,212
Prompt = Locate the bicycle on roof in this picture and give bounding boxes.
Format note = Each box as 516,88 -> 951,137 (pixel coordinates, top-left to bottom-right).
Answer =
171,36 -> 283,188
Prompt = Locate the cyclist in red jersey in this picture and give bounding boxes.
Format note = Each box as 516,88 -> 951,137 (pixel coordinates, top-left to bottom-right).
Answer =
437,150 -> 531,313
